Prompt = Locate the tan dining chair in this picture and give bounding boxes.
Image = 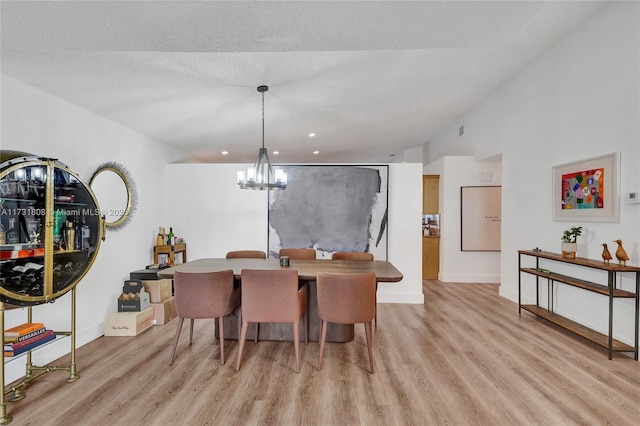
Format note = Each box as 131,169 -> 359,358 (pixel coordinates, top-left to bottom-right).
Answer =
331,251 -> 374,261
236,269 -> 309,373
316,272 -> 377,373
226,250 -> 267,259
170,269 -> 240,366
331,251 -> 378,327
225,249 -> 267,339
279,248 -> 316,260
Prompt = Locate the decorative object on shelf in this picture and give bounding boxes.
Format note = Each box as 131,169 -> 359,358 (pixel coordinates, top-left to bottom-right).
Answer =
601,243 -> 612,264
614,239 -> 629,266
552,152 -> 620,222
560,226 -> 582,259
237,85 -> 287,190
89,161 -> 137,231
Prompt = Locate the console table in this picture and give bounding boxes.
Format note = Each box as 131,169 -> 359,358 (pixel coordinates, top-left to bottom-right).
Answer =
518,250 -> 639,360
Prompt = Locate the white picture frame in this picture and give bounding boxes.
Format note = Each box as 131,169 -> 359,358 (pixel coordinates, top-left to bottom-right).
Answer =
552,152 -> 620,222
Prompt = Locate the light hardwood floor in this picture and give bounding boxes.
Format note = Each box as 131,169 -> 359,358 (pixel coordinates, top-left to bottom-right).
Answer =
6,280 -> 640,425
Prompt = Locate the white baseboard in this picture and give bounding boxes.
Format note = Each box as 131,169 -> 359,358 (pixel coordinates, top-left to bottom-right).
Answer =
439,272 -> 500,283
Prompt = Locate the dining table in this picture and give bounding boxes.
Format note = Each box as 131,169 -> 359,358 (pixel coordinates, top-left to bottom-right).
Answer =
158,258 -> 403,342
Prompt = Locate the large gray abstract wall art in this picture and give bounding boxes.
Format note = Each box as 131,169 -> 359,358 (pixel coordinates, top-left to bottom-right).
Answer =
268,165 -> 388,260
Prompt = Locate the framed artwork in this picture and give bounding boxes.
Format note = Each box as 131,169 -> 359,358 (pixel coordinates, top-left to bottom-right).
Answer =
552,152 -> 620,222
268,165 -> 388,260
460,186 -> 501,251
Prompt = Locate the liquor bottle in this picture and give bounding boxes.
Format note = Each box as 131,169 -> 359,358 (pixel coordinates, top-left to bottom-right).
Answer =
6,217 -> 18,244
167,227 -> 175,245
80,216 -> 91,249
156,227 -> 165,246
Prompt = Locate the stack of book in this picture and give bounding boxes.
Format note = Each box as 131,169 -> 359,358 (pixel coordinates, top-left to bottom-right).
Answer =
4,322 -> 56,357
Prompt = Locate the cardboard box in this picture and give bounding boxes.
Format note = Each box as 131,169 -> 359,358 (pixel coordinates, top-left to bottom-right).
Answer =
117,288 -> 150,312
105,307 -> 154,336
123,279 -> 144,293
151,296 -> 177,325
143,278 -> 173,303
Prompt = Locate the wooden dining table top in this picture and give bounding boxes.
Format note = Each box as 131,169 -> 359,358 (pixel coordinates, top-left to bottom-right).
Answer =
157,258 -> 403,282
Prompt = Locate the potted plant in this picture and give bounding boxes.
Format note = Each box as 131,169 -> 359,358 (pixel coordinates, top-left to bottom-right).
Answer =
561,226 -> 583,259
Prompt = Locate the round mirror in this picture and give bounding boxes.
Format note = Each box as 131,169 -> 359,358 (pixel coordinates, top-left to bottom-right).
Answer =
89,162 -> 137,230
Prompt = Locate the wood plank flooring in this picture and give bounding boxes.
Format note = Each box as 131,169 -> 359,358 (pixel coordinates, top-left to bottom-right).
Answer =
6,280 -> 640,425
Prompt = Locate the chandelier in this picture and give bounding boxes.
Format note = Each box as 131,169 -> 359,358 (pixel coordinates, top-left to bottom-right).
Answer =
237,85 -> 287,190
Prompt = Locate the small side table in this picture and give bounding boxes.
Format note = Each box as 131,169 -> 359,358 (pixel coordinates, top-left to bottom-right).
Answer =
153,243 -> 187,266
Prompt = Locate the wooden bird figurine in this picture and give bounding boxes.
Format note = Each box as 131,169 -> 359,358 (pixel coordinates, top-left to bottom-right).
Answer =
614,239 -> 629,266
601,243 -> 612,264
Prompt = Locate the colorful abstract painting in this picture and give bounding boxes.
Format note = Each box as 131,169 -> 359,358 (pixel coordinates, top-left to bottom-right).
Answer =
561,167 -> 604,210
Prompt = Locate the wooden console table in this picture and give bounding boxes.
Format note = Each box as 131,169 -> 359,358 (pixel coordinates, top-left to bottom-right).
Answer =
518,250 -> 639,360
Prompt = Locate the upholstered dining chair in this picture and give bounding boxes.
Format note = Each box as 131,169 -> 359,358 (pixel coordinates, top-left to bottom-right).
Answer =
226,250 -> 267,259
316,272 -> 377,373
170,269 -> 240,366
279,248 -> 316,260
225,250 -> 267,339
331,251 -> 374,261
331,251 -> 378,327
235,269 -> 309,373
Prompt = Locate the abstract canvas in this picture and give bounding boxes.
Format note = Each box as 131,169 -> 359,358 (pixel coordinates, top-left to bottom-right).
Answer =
268,165 -> 388,260
552,152 -> 620,222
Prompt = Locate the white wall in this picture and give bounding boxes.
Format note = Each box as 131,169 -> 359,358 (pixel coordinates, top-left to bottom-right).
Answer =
425,2 -> 640,348
1,75 -> 177,382
424,156 -> 502,283
167,163 -> 424,304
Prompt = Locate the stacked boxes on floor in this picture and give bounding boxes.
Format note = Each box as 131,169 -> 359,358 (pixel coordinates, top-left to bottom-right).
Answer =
143,278 -> 176,325
105,280 -> 153,336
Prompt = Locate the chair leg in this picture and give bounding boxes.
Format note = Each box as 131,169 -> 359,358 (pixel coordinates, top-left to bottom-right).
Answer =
236,321 -> 250,371
189,318 -> 195,344
169,317 -> 185,365
293,321 -> 301,374
317,319 -> 328,371
375,284 -> 378,329
364,321 -> 374,374
218,317 -> 225,365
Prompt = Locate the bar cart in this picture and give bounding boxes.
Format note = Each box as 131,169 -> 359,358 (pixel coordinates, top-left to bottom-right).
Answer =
0,151 -> 104,424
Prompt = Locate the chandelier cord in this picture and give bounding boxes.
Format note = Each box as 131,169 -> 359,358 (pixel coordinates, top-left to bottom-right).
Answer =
261,90 -> 265,150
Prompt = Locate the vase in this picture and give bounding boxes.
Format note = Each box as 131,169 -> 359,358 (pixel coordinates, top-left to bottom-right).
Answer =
561,242 -> 577,259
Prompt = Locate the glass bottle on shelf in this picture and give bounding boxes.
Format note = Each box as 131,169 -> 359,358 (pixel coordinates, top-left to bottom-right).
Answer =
6,217 -> 18,244
167,227 -> 174,245
80,216 -> 91,250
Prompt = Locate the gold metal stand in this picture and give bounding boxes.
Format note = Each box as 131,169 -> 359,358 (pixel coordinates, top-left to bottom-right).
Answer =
0,288 -> 79,424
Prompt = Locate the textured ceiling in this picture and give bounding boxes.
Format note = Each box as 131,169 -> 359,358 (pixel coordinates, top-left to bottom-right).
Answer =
0,1 -> 606,163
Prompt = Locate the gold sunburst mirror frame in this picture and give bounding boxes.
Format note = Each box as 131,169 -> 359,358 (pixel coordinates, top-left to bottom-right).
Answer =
89,162 -> 137,231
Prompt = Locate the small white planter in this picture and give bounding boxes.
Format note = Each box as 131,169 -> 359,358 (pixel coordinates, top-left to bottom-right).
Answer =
561,242 -> 577,259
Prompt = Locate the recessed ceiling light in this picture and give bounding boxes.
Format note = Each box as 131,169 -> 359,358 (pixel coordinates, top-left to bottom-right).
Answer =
221,151 -> 229,155
313,150 -> 320,155
273,151 -> 279,155
308,133 -> 316,138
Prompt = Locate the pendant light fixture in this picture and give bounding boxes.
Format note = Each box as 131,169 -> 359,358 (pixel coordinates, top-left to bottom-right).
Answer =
237,85 -> 287,190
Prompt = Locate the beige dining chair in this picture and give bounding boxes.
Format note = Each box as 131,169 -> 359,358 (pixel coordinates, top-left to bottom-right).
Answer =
226,250 -> 267,259
225,249 -> 267,339
331,251 -> 374,261
331,251 -> 378,327
316,272 -> 377,373
279,248 -> 316,260
236,269 -> 309,373
170,269 -> 240,366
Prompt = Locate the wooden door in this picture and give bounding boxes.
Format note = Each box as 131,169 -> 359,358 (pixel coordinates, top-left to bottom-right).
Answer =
422,175 -> 440,279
